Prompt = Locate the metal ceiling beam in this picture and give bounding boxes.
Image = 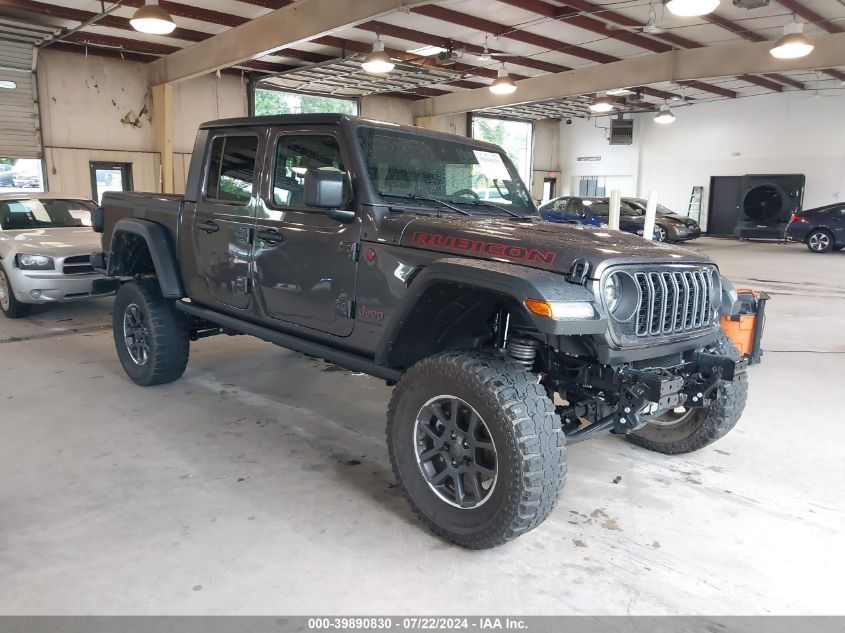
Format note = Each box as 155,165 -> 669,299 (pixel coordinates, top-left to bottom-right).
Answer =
499,0 -> 782,94
498,0 -> 674,54
236,0 -> 294,9
738,74 -> 784,92
410,4 -> 618,64
120,0 -> 248,29
357,20 -> 572,74
775,0 -> 842,34
0,0 -> 210,43
146,0 -> 434,86
313,35 -> 520,83
678,80 -> 736,99
702,8 -> 838,86
411,32 -> 845,120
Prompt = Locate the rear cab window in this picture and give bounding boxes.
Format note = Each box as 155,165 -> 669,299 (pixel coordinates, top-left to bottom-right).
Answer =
204,135 -> 259,205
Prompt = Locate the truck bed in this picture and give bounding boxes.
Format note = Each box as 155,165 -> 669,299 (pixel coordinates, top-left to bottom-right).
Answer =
100,191 -> 184,249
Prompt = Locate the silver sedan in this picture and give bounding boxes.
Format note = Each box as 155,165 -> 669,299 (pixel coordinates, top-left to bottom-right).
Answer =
0,193 -> 117,318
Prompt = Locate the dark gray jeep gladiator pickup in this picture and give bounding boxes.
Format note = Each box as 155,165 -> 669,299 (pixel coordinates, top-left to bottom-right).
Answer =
92,114 -> 748,549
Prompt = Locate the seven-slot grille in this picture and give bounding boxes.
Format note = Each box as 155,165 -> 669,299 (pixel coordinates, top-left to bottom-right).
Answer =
62,255 -> 95,275
634,269 -> 714,337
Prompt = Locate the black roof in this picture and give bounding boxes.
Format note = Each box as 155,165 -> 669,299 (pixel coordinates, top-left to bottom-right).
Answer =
198,113 -> 504,151
200,113 -> 351,129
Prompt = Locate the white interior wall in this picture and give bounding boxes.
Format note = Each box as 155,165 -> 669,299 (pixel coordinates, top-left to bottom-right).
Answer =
558,91 -> 845,227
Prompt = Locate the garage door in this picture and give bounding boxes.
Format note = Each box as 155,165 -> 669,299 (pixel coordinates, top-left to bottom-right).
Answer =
0,39 -> 38,158
0,16 -> 59,160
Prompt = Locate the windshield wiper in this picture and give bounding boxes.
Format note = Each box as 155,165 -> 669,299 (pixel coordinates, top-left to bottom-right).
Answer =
379,192 -> 471,216
447,198 -> 522,218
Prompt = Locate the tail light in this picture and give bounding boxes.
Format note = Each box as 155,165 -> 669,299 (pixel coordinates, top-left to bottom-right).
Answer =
790,214 -> 805,223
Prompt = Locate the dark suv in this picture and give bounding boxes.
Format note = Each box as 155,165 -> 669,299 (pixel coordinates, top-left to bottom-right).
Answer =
92,114 -> 749,549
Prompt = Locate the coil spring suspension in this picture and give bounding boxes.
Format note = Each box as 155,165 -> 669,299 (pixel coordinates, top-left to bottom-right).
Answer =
507,336 -> 538,368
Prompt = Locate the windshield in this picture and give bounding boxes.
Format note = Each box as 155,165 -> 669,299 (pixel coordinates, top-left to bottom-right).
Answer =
0,198 -> 95,230
583,199 -> 640,217
627,199 -> 674,216
357,127 -> 535,216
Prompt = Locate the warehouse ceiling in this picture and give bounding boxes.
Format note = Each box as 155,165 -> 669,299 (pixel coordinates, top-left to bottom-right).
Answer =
0,0 -> 843,118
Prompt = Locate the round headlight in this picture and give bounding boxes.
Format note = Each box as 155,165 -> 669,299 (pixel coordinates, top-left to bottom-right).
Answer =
603,271 -> 639,322
603,274 -> 622,313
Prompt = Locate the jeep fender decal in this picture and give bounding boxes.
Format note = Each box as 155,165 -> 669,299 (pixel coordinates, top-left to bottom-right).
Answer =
411,232 -> 557,266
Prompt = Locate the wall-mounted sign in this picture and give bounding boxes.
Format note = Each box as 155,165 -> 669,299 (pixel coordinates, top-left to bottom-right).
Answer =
577,156 -> 601,162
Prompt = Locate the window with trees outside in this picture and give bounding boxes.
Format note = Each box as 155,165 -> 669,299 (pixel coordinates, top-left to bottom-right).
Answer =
470,116 -> 532,188
254,88 -> 358,116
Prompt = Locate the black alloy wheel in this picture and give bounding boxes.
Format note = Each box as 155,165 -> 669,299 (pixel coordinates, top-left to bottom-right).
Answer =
414,395 -> 497,509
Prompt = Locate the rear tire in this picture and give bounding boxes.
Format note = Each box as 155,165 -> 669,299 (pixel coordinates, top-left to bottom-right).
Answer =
113,279 -> 190,386
626,332 -> 748,455
0,267 -> 32,319
387,350 -> 566,549
806,229 -> 834,253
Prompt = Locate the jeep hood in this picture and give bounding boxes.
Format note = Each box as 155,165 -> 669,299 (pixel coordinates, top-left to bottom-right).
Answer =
399,216 -> 713,277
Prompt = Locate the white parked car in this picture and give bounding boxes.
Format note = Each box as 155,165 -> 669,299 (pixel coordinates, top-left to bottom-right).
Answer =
0,193 -> 117,318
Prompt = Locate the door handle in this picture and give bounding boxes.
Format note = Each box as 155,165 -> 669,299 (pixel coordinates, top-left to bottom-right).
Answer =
256,228 -> 284,245
197,220 -> 219,233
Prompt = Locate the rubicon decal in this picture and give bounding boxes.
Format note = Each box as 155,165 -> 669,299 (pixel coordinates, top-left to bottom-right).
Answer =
412,232 -> 557,266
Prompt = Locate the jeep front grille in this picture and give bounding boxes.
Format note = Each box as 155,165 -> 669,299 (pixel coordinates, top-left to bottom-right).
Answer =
62,255 -> 95,275
634,270 -> 713,337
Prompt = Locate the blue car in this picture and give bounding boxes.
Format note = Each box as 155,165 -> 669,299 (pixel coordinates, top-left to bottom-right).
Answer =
540,196 -> 660,239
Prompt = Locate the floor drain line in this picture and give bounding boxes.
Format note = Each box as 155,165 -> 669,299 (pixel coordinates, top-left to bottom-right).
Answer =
0,323 -> 112,345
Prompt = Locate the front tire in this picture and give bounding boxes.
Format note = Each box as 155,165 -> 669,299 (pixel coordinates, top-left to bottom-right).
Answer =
626,332 -> 748,455
656,224 -> 669,242
113,279 -> 190,386
0,267 -> 32,319
806,229 -> 834,253
387,350 -> 566,549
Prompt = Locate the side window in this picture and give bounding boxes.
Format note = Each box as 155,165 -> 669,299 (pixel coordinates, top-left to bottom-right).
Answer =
205,135 -> 259,205
272,135 -> 345,208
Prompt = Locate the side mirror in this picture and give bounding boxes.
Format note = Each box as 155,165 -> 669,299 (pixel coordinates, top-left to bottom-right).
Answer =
304,170 -> 355,223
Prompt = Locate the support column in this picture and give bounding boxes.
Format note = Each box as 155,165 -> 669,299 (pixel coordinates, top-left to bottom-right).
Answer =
152,83 -> 174,194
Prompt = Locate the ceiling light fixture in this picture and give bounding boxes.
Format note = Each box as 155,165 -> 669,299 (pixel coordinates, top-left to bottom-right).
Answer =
478,34 -> 493,61
589,94 -> 615,113
489,65 -> 517,94
770,21 -> 814,59
130,0 -> 176,35
406,44 -> 446,57
666,0 -> 719,17
606,88 -> 633,96
654,104 -> 676,124
362,36 -> 395,74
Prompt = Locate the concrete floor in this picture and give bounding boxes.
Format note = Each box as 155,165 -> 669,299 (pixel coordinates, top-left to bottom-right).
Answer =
1,238 -> 843,615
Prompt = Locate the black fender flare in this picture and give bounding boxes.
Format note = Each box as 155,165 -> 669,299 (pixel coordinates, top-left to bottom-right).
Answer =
375,257 -> 608,366
109,218 -> 184,298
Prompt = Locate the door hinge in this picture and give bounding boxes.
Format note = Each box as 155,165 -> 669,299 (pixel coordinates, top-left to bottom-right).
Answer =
351,242 -> 361,262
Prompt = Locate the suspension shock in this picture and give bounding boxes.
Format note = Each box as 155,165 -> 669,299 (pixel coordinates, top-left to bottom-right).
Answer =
506,336 -> 538,368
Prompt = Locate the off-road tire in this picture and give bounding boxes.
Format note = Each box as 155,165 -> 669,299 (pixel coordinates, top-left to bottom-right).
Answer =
113,279 -> 190,386
626,332 -> 748,454
0,266 -> 32,319
387,350 -> 567,549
